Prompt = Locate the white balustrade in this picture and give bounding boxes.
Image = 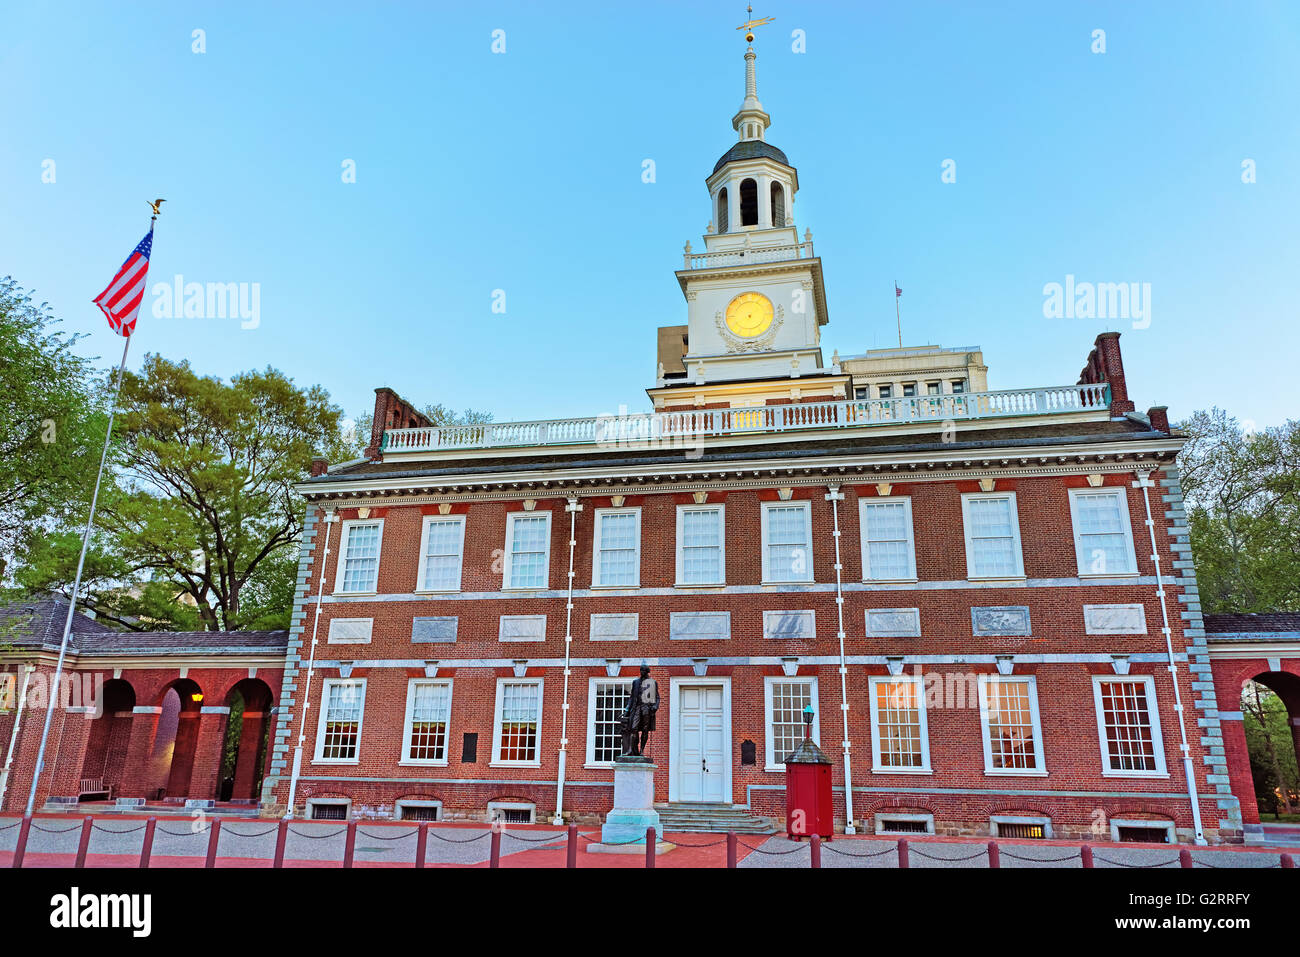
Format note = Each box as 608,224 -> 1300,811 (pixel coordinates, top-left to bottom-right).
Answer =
380,383 -> 1111,454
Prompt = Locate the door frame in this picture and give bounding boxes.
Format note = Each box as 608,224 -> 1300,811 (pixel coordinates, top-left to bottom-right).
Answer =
667,676 -> 732,804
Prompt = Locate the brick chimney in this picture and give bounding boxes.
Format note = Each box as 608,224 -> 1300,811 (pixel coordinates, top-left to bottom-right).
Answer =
1147,406 -> 1170,434
310,455 -> 329,477
1077,331 -> 1135,414
364,387 -> 433,461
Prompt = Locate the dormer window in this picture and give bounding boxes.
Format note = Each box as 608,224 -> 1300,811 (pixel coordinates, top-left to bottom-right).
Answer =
740,178 -> 758,226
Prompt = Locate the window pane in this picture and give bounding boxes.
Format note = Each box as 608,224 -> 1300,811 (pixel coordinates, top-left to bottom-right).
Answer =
863,501 -> 911,579
597,513 -> 638,585
498,682 -> 540,762
408,682 -> 450,761
967,497 -> 1018,576
770,681 -> 814,765
341,523 -> 381,592
322,682 -> 363,759
1099,681 -> 1158,772
983,680 -> 1038,770
681,509 -> 722,583
766,506 -> 809,580
1077,493 -> 1132,573
423,519 -> 463,589
509,516 -> 549,587
874,681 -> 924,768
592,680 -> 632,763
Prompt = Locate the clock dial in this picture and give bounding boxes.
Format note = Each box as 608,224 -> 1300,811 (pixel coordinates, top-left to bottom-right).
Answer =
724,292 -> 775,338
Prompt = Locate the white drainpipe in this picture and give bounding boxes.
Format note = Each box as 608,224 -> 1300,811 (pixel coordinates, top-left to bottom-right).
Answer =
285,508 -> 338,819
552,496 -> 582,824
825,485 -> 856,834
0,664 -> 37,812
1136,469 -> 1206,845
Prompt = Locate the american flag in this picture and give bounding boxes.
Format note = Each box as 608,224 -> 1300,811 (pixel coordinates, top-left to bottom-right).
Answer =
93,226 -> 154,337
895,284 -> 903,298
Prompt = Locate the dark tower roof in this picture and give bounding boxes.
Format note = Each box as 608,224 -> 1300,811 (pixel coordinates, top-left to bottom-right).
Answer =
713,140 -> 793,174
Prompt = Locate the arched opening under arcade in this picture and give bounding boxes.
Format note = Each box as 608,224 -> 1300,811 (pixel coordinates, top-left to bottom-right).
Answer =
1240,671 -> 1300,821
219,678 -> 275,802
79,678 -> 135,799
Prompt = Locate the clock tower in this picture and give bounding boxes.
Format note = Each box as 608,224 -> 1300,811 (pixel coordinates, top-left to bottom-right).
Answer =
650,25 -> 848,411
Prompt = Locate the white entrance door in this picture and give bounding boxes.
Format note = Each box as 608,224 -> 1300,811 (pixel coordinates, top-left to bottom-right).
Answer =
677,684 -> 727,802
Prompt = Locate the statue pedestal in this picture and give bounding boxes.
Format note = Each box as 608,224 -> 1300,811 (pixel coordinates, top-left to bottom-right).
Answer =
586,759 -> 672,855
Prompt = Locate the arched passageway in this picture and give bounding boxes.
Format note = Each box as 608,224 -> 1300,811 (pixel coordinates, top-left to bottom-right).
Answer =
79,678 -> 135,797
1241,671 -> 1300,820
220,678 -> 275,801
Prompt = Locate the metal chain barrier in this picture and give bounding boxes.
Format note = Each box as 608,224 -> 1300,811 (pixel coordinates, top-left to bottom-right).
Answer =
155,823 -> 202,836
286,825 -> 347,840
29,821 -> 85,834
357,826 -> 418,842
999,848 -> 1082,864
1093,853 -> 1180,868
660,836 -> 731,848
909,846 -> 988,863
0,821 -> 23,832
424,829 -> 492,845
498,830 -> 572,844
735,839 -> 809,855
822,842 -> 897,859
90,822 -> 149,834
217,823 -> 282,838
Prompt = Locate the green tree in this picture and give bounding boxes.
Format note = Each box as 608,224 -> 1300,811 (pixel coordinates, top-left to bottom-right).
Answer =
1178,408 -> 1300,613
0,278 -> 107,572
19,355 -> 351,631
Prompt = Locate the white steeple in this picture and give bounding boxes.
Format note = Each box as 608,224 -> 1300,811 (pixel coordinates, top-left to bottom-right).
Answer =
731,23 -> 770,142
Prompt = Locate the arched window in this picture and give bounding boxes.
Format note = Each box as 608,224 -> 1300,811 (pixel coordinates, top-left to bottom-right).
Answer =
740,178 -> 758,226
717,188 -> 729,234
770,182 -> 786,227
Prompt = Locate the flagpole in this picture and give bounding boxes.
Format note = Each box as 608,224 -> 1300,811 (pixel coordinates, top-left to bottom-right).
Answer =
894,280 -> 903,348
21,211 -> 153,817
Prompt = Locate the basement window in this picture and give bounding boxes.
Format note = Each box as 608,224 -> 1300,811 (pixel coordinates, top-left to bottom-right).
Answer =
874,813 -> 934,835
487,801 -> 536,825
395,800 -> 442,822
991,815 -> 1052,839
307,799 -> 350,821
1112,820 -> 1174,844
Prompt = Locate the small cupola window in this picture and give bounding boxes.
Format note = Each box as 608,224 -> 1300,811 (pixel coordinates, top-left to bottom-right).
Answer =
770,182 -> 785,227
740,178 -> 758,227
717,187 -> 729,234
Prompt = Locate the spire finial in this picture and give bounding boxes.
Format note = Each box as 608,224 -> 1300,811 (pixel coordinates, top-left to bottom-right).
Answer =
737,5 -> 774,44
732,6 -> 774,142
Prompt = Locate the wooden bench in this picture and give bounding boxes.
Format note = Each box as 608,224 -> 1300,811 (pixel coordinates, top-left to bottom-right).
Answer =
78,778 -> 113,801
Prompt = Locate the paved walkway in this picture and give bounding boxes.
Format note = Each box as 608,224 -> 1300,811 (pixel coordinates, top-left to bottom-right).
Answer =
0,815 -> 1295,868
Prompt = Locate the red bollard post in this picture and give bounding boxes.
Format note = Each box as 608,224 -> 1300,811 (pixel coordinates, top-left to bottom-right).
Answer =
11,815 -> 32,869
1281,853 -> 1294,869
489,827 -> 502,868
897,838 -> 909,869
272,819 -> 288,868
810,833 -> 821,868
567,824 -> 578,869
1081,844 -> 1094,868
1179,848 -> 1193,869
416,822 -> 429,869
204,818 -> 222,869
75,817 -> 94,869
342,820 -> 358,868
139,817 -> 157,869
727,831 -> 737,869
988,840 -> 1000,868
645,827 -> 656,869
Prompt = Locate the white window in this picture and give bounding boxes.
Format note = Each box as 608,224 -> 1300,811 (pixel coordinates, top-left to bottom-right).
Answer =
676,505 -> 725,585
592,508 -> 641,587
492,678 -> 543,766
859,497 -> 917,581
761,501 -> 813,582
961,492 -> 1025,579
868,676 -> 930,772
978,676 -> 1046,774
1092,676 -> 1167,776
417,516 -> 465,591
503,512 -> 551,589
764,677 -> 819,770
402,679 -> 452,764
1069,488 -> 1138,576
335,520 -> 383,594
586,678 -> 633,765
314,678 -> 366,763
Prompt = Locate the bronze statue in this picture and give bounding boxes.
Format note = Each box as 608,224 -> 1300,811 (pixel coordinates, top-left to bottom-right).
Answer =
619,665 -> 659,759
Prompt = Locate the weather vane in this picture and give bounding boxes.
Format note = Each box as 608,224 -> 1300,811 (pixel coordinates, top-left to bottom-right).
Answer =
737,4 -> 774,43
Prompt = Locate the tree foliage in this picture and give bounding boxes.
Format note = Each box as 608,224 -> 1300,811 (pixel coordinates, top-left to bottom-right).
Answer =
1178,408 -> 1300,613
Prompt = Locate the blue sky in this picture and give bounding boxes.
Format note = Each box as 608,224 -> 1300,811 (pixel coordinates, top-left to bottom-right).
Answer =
2,1 -> 1297,433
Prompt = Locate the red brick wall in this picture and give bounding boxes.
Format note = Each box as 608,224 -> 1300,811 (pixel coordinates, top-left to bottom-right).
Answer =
268,465 -> 1225,840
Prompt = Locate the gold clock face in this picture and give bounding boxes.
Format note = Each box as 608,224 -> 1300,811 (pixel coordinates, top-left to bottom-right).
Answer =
724,292 -> 775,338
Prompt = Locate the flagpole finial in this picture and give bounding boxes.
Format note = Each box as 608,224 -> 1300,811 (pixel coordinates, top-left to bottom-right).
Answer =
148,198 -> 166,221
